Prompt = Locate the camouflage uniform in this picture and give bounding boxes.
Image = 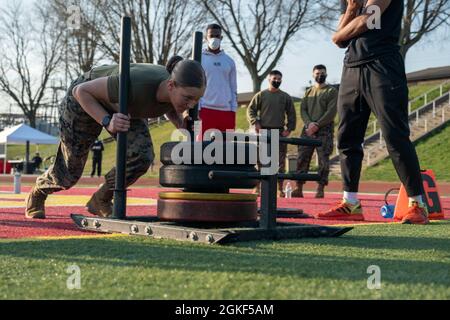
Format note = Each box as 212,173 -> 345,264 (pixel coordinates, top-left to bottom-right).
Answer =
35,75 -> 154,196
297,123 -> 334,186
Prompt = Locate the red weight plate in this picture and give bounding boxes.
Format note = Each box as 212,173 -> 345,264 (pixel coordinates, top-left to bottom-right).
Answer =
157,198 -> 258,222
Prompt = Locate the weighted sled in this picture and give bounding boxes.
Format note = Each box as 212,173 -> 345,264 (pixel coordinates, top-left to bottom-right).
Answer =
157,198 -> 258,222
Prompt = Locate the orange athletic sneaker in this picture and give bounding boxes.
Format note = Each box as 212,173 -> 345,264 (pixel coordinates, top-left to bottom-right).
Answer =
396,202 -> 429,225
428,212 -> 445,220
317,200 -> 364,221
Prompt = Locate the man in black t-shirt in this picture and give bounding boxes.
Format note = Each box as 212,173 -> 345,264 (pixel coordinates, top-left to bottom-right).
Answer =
319,0 -> 429,224
90,139 -> 104,178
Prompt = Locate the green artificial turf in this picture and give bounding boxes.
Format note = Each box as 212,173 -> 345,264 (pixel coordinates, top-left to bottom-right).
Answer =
1,222 -> 449,299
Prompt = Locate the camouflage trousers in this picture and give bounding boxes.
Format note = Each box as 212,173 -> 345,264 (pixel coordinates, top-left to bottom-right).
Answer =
35,75 -> 155,196
297,123 -> 334,186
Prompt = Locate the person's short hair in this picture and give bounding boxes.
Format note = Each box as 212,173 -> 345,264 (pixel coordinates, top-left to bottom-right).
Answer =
207,24 -> 222,32
269,70 -> 282,77
313,64 -> 327,71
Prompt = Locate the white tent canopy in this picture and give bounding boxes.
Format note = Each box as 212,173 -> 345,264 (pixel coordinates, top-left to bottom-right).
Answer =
0,123 -> 59,144
0,124 -> 59,174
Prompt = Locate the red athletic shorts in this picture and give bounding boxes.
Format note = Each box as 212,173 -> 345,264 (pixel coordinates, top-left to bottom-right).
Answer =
199,108 -> 236,136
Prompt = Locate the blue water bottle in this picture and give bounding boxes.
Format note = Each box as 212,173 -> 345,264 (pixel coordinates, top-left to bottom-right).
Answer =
380,204 -> 395,218
380,188 -> 400,219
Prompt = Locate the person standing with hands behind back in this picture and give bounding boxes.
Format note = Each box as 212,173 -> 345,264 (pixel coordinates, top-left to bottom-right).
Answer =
293,65 -> 337,198
32,152 -> 43,172
247,70 -> 296,197
90,139 -> 104,178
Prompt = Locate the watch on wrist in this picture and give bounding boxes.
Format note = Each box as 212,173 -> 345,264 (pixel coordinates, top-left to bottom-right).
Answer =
101,115 -> 112,129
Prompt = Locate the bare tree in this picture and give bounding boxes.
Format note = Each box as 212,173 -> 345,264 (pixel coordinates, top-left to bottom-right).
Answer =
0,1 -> 65,128
199,0 -> 324,93
90,0 -> 206,65
46,0 -> 104,75
400,0 -> 450,59
152,0 -> 206,65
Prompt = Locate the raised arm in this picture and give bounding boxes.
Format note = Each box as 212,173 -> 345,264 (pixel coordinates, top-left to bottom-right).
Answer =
333,0 -> 392,48
337,0 -> 363,32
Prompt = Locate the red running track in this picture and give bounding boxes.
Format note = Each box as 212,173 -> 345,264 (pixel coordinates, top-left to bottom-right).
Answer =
1,186 -> 449,239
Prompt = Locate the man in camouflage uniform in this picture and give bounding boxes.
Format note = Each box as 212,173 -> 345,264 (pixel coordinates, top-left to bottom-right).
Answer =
247,70 -> 296,197
293,65 -> 337,198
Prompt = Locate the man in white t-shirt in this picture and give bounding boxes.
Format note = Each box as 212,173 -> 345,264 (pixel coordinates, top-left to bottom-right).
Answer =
199,23 -> 238,137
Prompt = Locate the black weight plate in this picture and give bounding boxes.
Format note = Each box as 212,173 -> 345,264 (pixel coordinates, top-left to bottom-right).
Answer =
159,165 -> 258,189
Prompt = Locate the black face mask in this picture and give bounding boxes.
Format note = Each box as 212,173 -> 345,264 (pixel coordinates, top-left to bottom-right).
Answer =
271,81 -> 281,89
315,75 -> 327,84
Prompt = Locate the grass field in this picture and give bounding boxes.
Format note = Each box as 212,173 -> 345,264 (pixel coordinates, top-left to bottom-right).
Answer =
1,221 -> 449,300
